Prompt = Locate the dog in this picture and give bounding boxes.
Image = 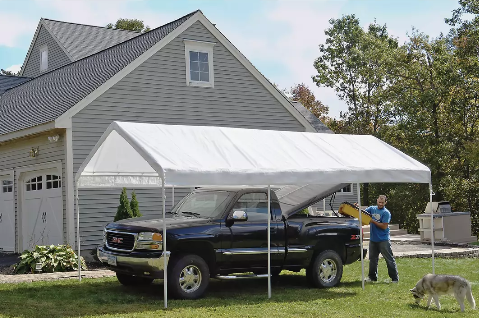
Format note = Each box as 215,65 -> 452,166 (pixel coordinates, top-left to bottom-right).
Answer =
410,274 -> 476,312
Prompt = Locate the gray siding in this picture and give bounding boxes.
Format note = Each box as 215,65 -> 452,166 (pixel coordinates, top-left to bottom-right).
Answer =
72,21 -> 306,250
22,26 -> 71,78
313,184 -> 359,212
0,132 -> 66,251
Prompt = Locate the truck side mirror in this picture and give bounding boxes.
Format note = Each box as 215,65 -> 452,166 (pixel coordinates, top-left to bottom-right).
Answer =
232,210 -> 248,221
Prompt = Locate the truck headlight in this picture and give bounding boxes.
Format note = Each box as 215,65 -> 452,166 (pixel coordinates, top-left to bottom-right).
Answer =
135,232 -> 163,250
137,232 -> 163,242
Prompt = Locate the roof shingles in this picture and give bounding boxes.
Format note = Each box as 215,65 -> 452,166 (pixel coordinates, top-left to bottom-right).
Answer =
42,19 -> 141,61
0,12 -> 196,135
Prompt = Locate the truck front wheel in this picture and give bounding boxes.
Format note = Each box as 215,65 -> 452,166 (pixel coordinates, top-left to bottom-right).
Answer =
167,254 -> 210,300
307,250 -> 343,288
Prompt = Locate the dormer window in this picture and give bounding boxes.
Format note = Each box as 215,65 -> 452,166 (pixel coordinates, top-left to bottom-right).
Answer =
40,46 -> 48,72
184,39 -> 215,88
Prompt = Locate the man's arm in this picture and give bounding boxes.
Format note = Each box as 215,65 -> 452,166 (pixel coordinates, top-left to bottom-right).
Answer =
370,219 -> 388,230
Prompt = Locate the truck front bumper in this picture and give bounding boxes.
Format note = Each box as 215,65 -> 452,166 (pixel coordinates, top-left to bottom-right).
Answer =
97,246 -> 170,279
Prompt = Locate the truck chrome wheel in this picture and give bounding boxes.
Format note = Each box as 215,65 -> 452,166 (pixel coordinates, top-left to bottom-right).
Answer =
319,258 -> 337,283
179,265 -> 202,293
168,254 -> 210,300
308,250 -> 343,288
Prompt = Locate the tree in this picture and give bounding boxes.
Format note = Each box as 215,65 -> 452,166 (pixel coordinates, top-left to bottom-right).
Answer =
130,191 -> 142,218
0,69 -> 18,76
288,83 -> 329,121
313,15 -> 398,205
114,188 -> 134,221
106,18 -> 151,33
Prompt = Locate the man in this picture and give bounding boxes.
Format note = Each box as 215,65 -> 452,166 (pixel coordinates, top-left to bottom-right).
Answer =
364,195 -> 398,283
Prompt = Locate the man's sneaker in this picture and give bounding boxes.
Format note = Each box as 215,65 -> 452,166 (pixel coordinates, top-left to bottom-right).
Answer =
392,280 -> 399,284
364,277 -> 376,283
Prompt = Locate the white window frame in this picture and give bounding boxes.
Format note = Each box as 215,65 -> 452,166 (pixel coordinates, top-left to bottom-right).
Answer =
184,39 -> 215,88
39,45 -> 48,72
338,183 -> 353,194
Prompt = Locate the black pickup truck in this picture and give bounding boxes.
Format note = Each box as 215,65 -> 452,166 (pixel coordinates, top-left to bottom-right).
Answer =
97,186 -> 364,299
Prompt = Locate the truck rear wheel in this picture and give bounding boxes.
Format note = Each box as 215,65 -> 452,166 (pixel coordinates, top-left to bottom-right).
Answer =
116,273 -> 154,286
167,254 -> 210,300
307,250 -> 343,288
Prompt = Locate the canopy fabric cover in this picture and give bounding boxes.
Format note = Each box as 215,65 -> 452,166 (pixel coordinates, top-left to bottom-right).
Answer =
76,121 -> 431,188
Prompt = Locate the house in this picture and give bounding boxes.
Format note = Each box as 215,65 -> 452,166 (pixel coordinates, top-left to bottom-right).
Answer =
0,10 -> 357,254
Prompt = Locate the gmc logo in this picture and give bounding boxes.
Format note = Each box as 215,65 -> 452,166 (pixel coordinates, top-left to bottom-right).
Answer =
111,237 -> 123,244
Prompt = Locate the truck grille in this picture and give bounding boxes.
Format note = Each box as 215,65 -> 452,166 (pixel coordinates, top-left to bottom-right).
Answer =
106,231 -> 136,251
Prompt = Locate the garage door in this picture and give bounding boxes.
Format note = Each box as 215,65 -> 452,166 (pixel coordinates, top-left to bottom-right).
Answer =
22,170 -> 63,251
0,174 -> 15,252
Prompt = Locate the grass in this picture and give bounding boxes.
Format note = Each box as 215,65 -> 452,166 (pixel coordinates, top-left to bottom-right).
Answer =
470,241 -> 479,246
1,258 -> 479,318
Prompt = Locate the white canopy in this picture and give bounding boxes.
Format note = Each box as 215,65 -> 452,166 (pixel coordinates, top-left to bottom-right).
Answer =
76,121 -> 431,187
74,121 -> 434,308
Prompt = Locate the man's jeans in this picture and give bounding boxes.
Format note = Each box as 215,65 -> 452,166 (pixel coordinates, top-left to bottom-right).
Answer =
368,240 -> 399,281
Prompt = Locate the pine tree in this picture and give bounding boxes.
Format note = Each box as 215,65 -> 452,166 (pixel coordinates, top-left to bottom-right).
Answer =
114,188 -> 133,221
130,191 -> 142,218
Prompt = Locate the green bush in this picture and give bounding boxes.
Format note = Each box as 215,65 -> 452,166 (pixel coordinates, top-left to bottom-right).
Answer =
130,191 -> 142,218
298,207 -> 309,215
114,187 -> 133,221
13,245 -> 87,274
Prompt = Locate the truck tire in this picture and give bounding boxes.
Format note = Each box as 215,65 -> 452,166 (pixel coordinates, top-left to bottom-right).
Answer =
307,250 -> 343,288
116,273 -> 154,286
167,254 -> 210,300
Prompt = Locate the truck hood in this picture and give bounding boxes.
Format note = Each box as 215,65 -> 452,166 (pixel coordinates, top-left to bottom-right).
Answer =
275,184 -> 350,218
106,214 -> 211,233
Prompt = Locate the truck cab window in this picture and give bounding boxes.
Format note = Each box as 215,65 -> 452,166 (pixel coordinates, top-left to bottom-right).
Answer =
233,192 -> 269,221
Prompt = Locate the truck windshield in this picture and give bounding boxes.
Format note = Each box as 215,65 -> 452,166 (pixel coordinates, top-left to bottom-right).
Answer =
171,191 -> 233,218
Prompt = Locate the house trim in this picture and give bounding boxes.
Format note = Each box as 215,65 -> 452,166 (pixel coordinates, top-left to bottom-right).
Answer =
15,160 -> 63,252
65,126 -> 75,246
0,122 -> 56,144
55,11 -> 316,132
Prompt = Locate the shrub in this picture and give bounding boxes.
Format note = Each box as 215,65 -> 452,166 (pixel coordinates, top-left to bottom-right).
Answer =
130,191 -> 142,218
298,207 -> 309,215
13,245 -> 87,274
114,187 -> 133,221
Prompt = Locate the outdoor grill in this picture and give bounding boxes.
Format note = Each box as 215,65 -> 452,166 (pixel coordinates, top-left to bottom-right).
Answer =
417,201 -> 477,244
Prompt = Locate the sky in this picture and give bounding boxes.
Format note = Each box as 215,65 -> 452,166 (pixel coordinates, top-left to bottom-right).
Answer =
0,0 -> 461,118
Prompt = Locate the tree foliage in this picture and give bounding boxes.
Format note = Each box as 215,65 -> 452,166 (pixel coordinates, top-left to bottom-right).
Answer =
287,83 -> 329,121
130,191 -> 142,218
114,188 -> 134,221
0,69 -> 19,76
106,18 -> 151,33
313,5 -> 479,235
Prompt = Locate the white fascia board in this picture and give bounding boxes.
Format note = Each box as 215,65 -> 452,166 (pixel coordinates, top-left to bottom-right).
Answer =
55,11 -> 203,128
0,122 -> 56,143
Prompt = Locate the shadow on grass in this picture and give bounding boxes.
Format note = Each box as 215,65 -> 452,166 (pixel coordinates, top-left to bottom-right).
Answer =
0,275 -> 357,318
406,303 -> 459,314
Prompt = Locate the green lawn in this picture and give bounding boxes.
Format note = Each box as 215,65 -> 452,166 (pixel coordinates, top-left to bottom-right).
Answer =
1,258 -> 479,318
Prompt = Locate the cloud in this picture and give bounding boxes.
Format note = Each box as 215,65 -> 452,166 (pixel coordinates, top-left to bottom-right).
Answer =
33,0 -> 176,29
5,64 -> 21,73
216,0 -> 348,117
0,14 -> 37,47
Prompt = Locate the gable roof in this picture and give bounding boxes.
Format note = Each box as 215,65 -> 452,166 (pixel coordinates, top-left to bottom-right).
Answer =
0,75 -> 31,96
41,19 -> 141,61
1,10 -> 318,138
0,11 -> 197,135
291,101 -> 332,133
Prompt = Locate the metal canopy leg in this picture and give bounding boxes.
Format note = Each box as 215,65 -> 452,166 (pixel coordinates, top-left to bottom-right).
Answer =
357,183 -> 364,290
267,185 -> 271,299
162,177 -> 168,308
430,183 -> 435,274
